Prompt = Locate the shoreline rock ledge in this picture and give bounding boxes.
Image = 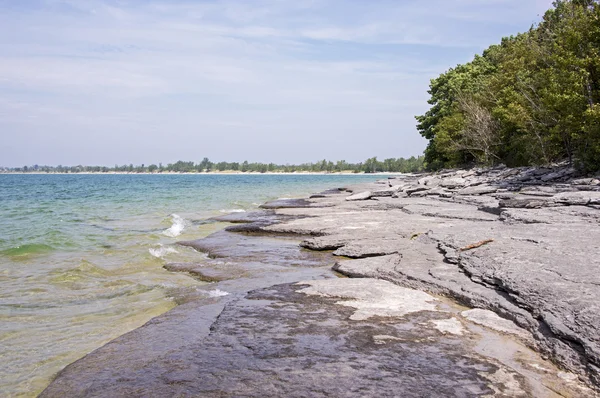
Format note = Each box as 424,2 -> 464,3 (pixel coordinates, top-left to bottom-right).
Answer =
41,164 -> 600,397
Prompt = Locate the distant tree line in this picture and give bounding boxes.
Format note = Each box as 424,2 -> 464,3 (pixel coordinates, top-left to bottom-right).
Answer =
417,0 -> 600,171
1,156 -> 424,174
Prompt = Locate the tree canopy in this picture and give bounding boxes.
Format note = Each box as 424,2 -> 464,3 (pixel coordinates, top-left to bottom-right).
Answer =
417,0 -> 600,171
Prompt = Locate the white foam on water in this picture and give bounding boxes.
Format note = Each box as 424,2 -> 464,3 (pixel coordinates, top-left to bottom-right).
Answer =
162,214 -> 186,237
219,209 -> 246,213
207,289 -> 230,298
149,245 -> 178,258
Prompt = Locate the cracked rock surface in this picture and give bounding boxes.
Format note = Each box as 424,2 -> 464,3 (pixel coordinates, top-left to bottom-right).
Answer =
267,164 -> 600,389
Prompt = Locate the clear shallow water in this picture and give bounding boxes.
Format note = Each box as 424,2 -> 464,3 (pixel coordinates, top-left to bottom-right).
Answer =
0,173 -> 382,396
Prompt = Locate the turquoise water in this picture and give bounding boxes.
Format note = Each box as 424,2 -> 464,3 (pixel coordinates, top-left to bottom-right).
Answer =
0,173 -> 382,396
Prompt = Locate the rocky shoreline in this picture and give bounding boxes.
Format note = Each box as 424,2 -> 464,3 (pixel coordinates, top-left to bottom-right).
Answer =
40,164 -> 600,397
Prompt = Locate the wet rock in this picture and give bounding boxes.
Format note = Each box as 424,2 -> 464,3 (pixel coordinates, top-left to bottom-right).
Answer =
260,198 -> 333,209
317,188 -> 346,195
163,263 -> 242,282
178,230 -> 331,268
41,281 -> 577,398
210,210 -> 275,223
210,211 -> 306,234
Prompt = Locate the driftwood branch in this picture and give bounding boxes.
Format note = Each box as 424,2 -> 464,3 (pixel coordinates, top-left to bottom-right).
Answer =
459,239 -> 494,252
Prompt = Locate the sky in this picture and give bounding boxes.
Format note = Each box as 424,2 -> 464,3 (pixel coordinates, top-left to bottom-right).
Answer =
0,0 -> 554,167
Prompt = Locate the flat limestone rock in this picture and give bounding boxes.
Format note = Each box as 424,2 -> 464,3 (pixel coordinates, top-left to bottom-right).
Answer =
332,239 -> 401,258
440,177 -> 467,188
461,309 -> 531,341
297,278 -> 439,320
457,185 -> 498,196
41,281 -> 586,398
40,165 -> 600,396
265,168 -> 600,390
371,188 -> 397,197
345,191 -> 372,201
499,197 -> 554,209
552,191 -> 600,206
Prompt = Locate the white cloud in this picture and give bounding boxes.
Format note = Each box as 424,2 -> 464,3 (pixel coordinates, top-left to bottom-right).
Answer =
0,0 -> 554,166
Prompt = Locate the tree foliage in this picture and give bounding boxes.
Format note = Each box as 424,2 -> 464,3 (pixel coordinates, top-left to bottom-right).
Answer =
417,0 -> 600,171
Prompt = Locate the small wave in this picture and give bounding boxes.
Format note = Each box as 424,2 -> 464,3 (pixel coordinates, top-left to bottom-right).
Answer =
1,243 -> 55,257
149,245 -> 178,258
162,214 -> 186,237
219,209 -> 246,214
207,289 -> 230,298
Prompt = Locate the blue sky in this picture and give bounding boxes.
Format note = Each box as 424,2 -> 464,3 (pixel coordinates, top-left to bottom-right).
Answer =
0,0 -> 553,167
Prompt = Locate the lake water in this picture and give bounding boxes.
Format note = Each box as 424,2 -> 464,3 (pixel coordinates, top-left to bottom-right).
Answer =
0,173 -> 383,396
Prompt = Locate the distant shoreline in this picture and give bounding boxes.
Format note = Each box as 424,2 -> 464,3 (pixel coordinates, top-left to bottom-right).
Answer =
0,171 -> 408,176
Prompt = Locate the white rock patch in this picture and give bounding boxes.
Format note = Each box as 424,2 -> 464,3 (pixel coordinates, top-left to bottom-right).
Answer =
462,309 -> 531,340
430,317 -> 465,335
297,278 -> 438,321
372,335 -> 404,345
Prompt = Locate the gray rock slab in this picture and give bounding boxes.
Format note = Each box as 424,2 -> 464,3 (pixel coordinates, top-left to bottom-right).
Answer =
40,280 -> 589,398
440,178 -> 467,188
552,191 -> 600,206
371,188 -> 398,197
499,197 -> 555,209
457,185 -> 498,196
263,172 -> 600,390
461,309 -> 532,340
405,186 -> 430,195
345,191 -> 372,201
